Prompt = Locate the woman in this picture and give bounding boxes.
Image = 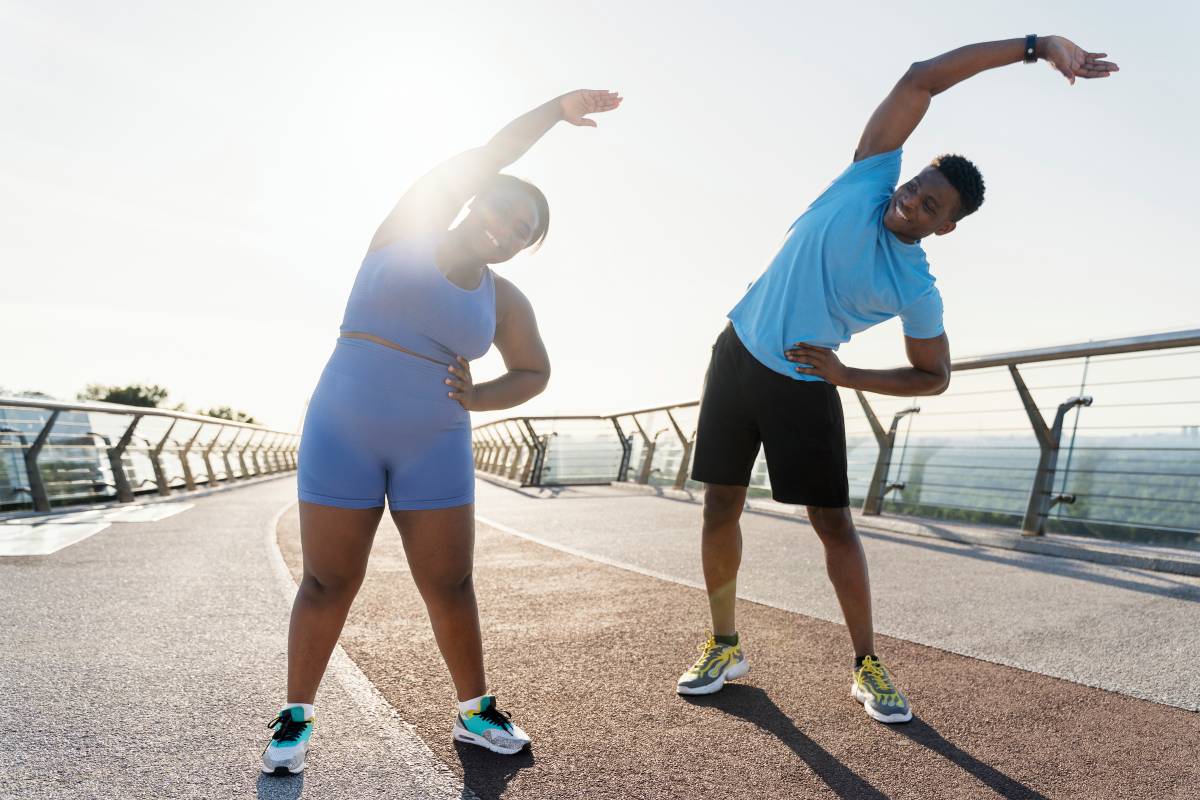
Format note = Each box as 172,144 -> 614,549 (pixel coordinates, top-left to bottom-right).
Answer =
262,88 -> 622,773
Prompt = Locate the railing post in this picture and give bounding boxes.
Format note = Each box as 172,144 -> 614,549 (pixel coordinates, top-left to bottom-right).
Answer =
524,421 -> 546,487
472,430 -> 485,469
507,421 -> 531,481
108,415 -> 142,503
179,424 -> 204,491
222,429 -> 242,481
150,419 -> 178,496
858,392 -> 920,516
261,433 -> 279,474
477,429 -> 493,471
1010,365 -> 1093,536
237,430 -> 255,478
628,415 -> 656,485
488,429 -> 507,475
611,417 -> 633,482
478,429 -> 496,473
202,425 -> 224,487
498,424 -> 521,479
24,410 -> 61,512
251,432 -> 268,476
666,408 -> 695,490
493,429 -> 512,475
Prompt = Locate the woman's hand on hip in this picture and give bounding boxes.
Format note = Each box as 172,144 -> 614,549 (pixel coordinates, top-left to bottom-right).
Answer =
446,356 -> 476,410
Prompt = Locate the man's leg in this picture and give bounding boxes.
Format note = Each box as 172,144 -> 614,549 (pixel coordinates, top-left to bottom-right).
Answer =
805,505 -> 874,658
702,483 -> 747,636
677,482 -> 752,695
808,504 -> 912,722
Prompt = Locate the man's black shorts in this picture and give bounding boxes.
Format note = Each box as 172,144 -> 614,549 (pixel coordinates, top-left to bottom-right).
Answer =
691,323 -> 850,507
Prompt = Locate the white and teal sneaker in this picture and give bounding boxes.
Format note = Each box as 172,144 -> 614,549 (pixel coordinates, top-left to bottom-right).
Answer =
452,695 -> 531,755
260,706 -> 314,774
676,632 -> 749,695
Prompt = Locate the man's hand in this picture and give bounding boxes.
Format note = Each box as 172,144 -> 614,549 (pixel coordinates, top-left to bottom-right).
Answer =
1039,36 -> 1119,85
786,343 -> 851,386
558,89 -> 622,127
446,356 -> 476,410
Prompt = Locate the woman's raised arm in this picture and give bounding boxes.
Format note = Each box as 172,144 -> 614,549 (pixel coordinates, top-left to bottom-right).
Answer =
370,89 -> 621,252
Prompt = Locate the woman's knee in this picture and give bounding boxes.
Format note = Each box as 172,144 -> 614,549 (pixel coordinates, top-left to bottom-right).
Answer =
299,568 -> 364,602
412,567 -> 475,608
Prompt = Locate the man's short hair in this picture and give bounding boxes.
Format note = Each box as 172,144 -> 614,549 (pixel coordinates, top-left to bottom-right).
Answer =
931,154 -> 985,220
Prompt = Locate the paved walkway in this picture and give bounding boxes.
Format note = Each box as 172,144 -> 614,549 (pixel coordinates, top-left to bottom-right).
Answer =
0,479 -> 461,800
473,481 -> 1200,710
4,477 -> 1197,798
276,487 -> 1197,800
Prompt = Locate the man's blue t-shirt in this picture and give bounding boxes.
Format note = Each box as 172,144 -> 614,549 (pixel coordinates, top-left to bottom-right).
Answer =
728,148 -> 944,382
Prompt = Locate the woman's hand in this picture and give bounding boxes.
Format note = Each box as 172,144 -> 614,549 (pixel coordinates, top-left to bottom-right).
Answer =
559,89 -> 623,127
446,356 -> 475,410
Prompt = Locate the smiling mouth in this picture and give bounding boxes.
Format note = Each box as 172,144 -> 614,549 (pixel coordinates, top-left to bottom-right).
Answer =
484,229 -> 500,248
894,200 -> 911,222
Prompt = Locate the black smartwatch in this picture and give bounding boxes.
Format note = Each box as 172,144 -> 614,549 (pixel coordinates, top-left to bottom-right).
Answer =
1023,34 -> 1038,63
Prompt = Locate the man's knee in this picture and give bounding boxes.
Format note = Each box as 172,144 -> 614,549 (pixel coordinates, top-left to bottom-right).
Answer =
703,484 -> 746,526
806,505 -> 855,540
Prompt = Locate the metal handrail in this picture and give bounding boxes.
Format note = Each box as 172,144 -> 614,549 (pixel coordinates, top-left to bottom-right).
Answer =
471,327 -> 1200,545
952,329 -> 1200,371
0,397 -> 281,431
0,396 -> 299,513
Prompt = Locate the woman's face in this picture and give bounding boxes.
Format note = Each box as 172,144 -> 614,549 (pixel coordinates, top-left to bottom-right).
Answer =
462,184 -> 540,264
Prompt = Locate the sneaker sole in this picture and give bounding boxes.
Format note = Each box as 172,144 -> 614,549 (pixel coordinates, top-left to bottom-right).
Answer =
850,682 -> 913,724
676,658 -> 750,696
452,728 -> 528,756
260,758 -> 306,775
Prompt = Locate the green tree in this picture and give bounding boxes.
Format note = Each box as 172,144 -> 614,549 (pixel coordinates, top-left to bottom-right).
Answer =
202,406 -> 258,425
77,383 -> 170,408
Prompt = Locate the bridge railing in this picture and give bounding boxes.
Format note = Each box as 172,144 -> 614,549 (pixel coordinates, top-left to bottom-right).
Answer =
0,397 -> 298,514
473,328 -> 1200,548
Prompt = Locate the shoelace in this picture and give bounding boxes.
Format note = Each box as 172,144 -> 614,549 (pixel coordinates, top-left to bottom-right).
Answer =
477,701 -> 514,733
860,657 -> 895,692
267,713 -> 311,744
689,634 -> 726,673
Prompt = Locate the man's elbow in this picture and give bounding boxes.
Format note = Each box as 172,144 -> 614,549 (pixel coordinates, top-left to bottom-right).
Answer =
901,61 -> 941,95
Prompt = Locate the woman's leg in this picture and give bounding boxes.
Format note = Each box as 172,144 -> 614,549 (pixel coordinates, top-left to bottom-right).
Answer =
287,501 -> 383,704
390,503 -> 485,701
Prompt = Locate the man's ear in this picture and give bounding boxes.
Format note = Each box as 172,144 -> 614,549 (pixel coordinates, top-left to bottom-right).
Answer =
933,219 -> 957,237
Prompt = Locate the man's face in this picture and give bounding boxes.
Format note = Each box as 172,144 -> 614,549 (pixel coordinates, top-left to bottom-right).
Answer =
883,166 -> 961,242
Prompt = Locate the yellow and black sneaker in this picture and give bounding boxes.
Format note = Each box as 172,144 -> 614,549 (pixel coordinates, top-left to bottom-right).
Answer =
851,655 -> 912,723
676,632 -> 749,696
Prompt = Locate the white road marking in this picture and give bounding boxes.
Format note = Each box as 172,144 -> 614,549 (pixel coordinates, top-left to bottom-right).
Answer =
0,522 -> 112,556
0,502 -> 194,555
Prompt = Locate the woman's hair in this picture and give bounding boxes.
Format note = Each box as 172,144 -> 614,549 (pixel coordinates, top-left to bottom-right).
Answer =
483,174 -> 550,250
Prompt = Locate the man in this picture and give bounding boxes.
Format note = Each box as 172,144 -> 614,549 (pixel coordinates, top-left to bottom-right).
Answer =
676,35 -> 1117,723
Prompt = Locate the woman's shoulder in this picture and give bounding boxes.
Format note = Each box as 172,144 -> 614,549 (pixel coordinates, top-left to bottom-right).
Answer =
492,274 -> 533,321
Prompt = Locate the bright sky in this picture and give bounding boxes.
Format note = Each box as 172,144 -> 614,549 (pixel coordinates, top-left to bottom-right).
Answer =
3,0 -> 1196,430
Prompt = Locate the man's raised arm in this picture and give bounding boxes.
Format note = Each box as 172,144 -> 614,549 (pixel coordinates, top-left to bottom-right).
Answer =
854,35 -> 1118,162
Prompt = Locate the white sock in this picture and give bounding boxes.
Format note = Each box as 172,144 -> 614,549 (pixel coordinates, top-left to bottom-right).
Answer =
283,702 -> 315,721
457,695 -> 487,716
